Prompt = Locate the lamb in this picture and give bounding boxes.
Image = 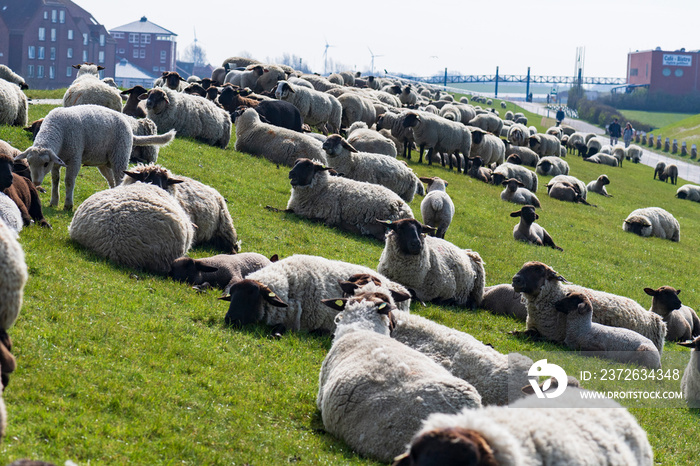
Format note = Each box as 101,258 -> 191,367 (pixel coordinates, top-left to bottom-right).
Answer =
286,158 -> 413,241
465,156 -> 492,183
120,85 -> 148,118
0,193 -> 22,235
140,87 -> 231,148
222,254 -> 411,333
274,81 -> 341,134
587,174 -> 612,197
63,73 -> 123,112
396,389 -> 654,466
535,156 -> 569,176
317,291 -> 480,463
321,135 -> 423,202
469,113 -> 503,136
337,93 -> 377,129
169,253 -> 276,293
511,261 -> 667,351
584,153 -> 619,167
504,143 -> 539,167
0,218 -> 28,330
623,207 -> 680,242
401,111 -> 472,171
377,218 -> 485,307
627,144 -> 644,163
0,78 -> 28,127
345,121 -> 397,157
678,336 -> 700,408
676,184 -> 700,202
506,123 -> 530,147
120,164 -> 239,253
234,108 -> 327,166
69,183 -> 195,274
491,163 -> 538,192
469,128 -> 504,167
15,105 -> 176,210
1,140 -> 50,228
528,133 -> 561,157
659,164 -> 678,184
480,284 -> 527,321
501,179 -> 541,208
654,161 -> 666,180
510,205 -> 561,250
555,292 -> 661,369
645,286 -> 700,341
419,177 -> 454,239
0,64 -> 28,89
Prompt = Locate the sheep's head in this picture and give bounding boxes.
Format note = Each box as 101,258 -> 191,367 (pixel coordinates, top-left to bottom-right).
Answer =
275,81 -> 293,100
14,147 -> 66,186
512,261 -> 567,295
503,178 -> 525,192
162,71 -> 185,90
644,286 -> 682,316
598,175 -> 610,185
402,112 -> 420,129
221,279 -> 287,328
0,329 -> 16,391
623,215 -> 652,237
184,83 -> 206,97
537,160 -> 552,174
205,86 -> 220,101
678,336 -> 700,373
506,154 -> 522,165
168,257 -> 219,285
123,164 -> 184,191
322,135 -> 356,157
528,135 -> 541,151
378,218 -> 436,256
338,274 -> 411,305
140,88 -> 170,115
23,118 -> 44,141
288,158 -> 331,187
322,291 -> 397,337
419,176 -> 447,192
470,129 -> 486,145
554,292 -> 592,316
73,62 -> 103,77
121,85 -> 147,99
510,204 -> 538,224
392,427 -> 497,466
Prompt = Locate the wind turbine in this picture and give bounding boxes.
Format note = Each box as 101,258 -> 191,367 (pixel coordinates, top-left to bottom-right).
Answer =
368,47 -> 383,76
323,38 -> 335,75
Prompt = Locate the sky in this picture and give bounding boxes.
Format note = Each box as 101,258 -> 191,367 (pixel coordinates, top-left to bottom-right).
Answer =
75,0 -> 700,80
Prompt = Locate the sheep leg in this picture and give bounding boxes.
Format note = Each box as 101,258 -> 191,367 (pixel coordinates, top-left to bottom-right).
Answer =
63,164 -> 81,210
509,328 -> 544,340
27,188 -> 51,228
418,144 -> 426,164
50,164 -> 61,207
97,165 -> 117,188
404,139 -> 411,159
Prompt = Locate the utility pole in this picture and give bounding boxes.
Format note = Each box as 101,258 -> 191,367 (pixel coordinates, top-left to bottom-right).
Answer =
526,67 -> 531,102
495,66 -> 499,98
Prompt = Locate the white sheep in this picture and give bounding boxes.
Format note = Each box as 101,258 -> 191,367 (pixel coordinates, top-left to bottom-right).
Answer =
535,155 -> 569,177
345,121 -> 397,157
506,123 -> 530,147
676,184 -> 700,202
222,254 -> 411,333
376,111 -> 415,159
286,158 -> 413,241
469,128 -> 505,167
626,144 -> 644,163
547,174 -> 592,206
545,125 -> 563,140
611,144 -> 626,166
504,144 -> 540,167
586,174 -> 612,197
585,153 -> 619,167
0,219 -> 28,330
679,336 -> 700,408
0,193 -> 22,237
275,81 -> 341,134
501,179 -> 541,208
15,105 -> 176,210
68,183 -> 195,275
120,164 -> 239,253
337,93 -> 376,129
399,85 -> 420,107
645,286 -> 700,341
555,291 -> 661,369
317,292 -> 481,463
377,218 -> 485,307
491,162 -> 538,192
510,205 -> 561,250
469,112 -> 503,136
0,78 -> 28,127
401,111 -> 472,171
512,261 -> 667,352
321,135 -> 423,203
529,133 -> 561,157
63,74 -> 123,112
586,137 -> 602,156
419,176 -> 454,239
623,207 -> 680,242
0,65 -> 28,89
141,87 -> 231,148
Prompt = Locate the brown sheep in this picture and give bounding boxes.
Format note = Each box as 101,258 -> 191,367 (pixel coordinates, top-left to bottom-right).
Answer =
120,86 -> 148,118
646,286 -> 700,341
0,140 -> 50,228
23,118 -> 44,140
218,85 -> 260,116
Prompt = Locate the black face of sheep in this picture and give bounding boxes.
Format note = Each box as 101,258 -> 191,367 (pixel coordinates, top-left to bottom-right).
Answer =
644,286 -> 683,314
471,130 -> 485,145
221,279 -> 287,328
491,173 -> 509,187
205,86 -> 219,101
623,217 -> 652,237
0,329 -> 16,390
510,205 -> 538,224
184,83 -> 206,97
598,175 -> 610,185
0,157 -> 13,190
512,261 -> 567,295
378,219 -> 436,255
392,427 -> 497,466
322,135 -> 357,157
288,158 -> 331,187
338,274 -> 412,304
121,85 -> 147,98
168,257 -> 219,285
402,113 -> 420,129
554,292 -> 591,315
123,168 -> 184,191
23,118 -> 44,141
506,154 -> 522,165
140,89 -> 169,114
163,71 -> 186,89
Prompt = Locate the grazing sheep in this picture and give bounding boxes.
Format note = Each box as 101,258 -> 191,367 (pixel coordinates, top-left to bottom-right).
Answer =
419,177 -> 454,239
0,78 -> 28,127
401,111 -> 472,170
469,128 -> 504,167
69,183 -> 195,274
15,105 -> 175,210
567,132 -> 587,155
599,144 -> 613,155
491,162 -> 538,192
274,81 -> 341,134
586,137 -> 602,156
63,73 -> 123,112
510,205 -> 561,250
222,254 -> 411,332
234,108 -> 327,166
345,121 -> 397,157
0,141 -> 50,228
645,286 -> 700,341
469,113 -> 503,136
627,144 -> 644,163
659,164 -> 678,184
501,179 -> 541,208
0,64 -> 28,89
555,292 -> 661,369
0,193 -> 22,235
511,261 -> 667,351
545,126 -> 563,140
481,284 -> 527,321
140,87 -> 231,148
654,161 -> 666,180
528,133 -> 561,157
676,184 -> 700,202
321,135 -> 423,202
585,153 -> 619,167
587,174 -> 612,197
623,207 -> 680,242
120,85 -> 148,118
23,118 -> 44,140
286,158 -> 413,241
0,219 -> 28,330
377,218 -> 485,307
611,145 -> 626,166
120,164 -> 239,253
678,336 -> 700,408
504,143 -> 540,167
169,253 -> 275,293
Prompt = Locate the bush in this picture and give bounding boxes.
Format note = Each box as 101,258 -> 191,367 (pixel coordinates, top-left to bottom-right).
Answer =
572,95 -> 652,133
602,88 -> 700,113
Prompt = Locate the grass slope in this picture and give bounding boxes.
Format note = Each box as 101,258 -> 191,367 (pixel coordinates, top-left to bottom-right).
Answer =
619,110 -> 694,130
0,100 -> 698,464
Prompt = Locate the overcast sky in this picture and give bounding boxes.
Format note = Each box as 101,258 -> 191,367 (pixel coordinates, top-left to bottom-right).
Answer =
75,0 -> 699,79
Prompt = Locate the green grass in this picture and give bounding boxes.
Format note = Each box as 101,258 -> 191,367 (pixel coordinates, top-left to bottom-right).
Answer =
618,110 -> 694,130
0,101 -> 699,464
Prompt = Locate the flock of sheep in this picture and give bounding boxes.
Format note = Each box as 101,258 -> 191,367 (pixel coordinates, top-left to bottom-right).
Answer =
0,56 -> 700,465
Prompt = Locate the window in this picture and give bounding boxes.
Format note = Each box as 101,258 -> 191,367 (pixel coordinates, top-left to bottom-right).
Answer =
141,34 -> 151,44
43,11 -> 48,20
66,66 -> 72,77
98,51 -> 105,64
675,69 -> 684,77
38,27 -> 46,41
28,46 -> 35,59
83,33 -> 89,45
153,66 -> 159,72
37,65 -> 44,78
156,35 -> 172,41
51,28 -> 56,42
160,50 -> 166,63
112,32 -> 124,39
38,47 -> 45,59
68,29 -> 73,40
100,34 -> 105,46
49,66 -> 55,79
59,10 -> 65,23
27,65 -> 34,78
67,47 -> 73,59
630,68 -> 638,77
160,66 -> 166,72
118,48 -> 125,54
50,47 -> 56,60
51,9 -> 57,22
82,50 -> 87,62
133,48 -> 139,58
139,49 -> 146,59
129,33 -> 138,43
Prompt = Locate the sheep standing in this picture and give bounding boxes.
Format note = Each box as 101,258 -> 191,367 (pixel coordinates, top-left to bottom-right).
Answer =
419,177 -> 454,239
678,336 -> 700,408
587,174 -> 612,197
659,164 -> 679,184
469,129 -> 504,166
317,292 -> 481,463
0,78 -> 28,127
377,218 -> 485,307
0,219 -> 28,330
376,111 -> 414,159
510,205 -> 561,250
501,179 -> 540,208
275,81 -> 341,134
337,93 -> 376,129
627,144 -> 643,163
645,286 -> 700,341
402,111 -> 472,171
623,207 -> 680,242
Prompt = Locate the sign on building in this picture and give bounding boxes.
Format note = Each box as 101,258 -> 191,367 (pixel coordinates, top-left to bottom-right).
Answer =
662,54 -> 692,67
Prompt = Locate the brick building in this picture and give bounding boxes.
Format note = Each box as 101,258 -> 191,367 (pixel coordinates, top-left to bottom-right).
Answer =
627,48 -> 700,95
0,0 -> 115,89
109,16 -> 177,79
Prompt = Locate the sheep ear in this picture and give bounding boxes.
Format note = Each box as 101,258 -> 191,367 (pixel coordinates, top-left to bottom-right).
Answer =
677,340 -> 696,348
676,289 -> 681,295
419,176 -> 432,183
72,64 -> 81,69
97,65 -> 105,71
535,213 -> 539,220
321,298 -> 347,311
521,383 -> 536,395
510,210 -> 522,217
340,138 -> 358,153
393,452 -> 411,466
14,151 -> 27,161
195,264 -> 218,273
269,254 -> 279,262
138,93 -> 148,101
643,288 -> 657,296
422,224 -> 437,235
546,267 -> 567,282
376,219 -> 397,231
376,301 -> 392,315
123,170 -> 145,181
261,286 -> 287,308
390,289 -> 411,303
218,295 -> 231,302
49,151 -> 67,167
577,302 -> 589,314
167,178 -> 185,186
338,279 -> 360,296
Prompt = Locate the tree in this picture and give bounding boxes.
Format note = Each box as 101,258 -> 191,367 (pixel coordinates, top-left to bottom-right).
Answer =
181,41 -> 208,67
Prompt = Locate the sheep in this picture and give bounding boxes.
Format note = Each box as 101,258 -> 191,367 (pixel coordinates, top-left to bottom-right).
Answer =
337,93 -> 377,129
510,205 -> 561,250
317,292 -> 480,464
469,113 -> 503,136
377,218 -> 485,308
242,99 -> 304,133
399,85 -> 420,107
376,111 -> 415,159
528,133 -> 561,157
396,389 -> 654,466
567,132 -> 586,155
402,112 -> 472,171
234,108 -> 327,166
120,86 -> 148,118
511,261 -> 667,352
480,284 -> 527,321
418,176 -> 454,239
545,126 -> 563,140
15,105 -> 176,210
535,156 -> 569,176
339,70 -> 355,86
555,292 -> 661,369
623,207 -> 680,242
23,118 -> 44,140
120,164 -> 239,253
345,121 -> 397,157
584,153 -> 619,167
599,144 -> 613,154
465,156 -> 492,183
654,161 -> 666,180
155,71 -> 187,92
222,254 -> 411,333
645,286 -> 700,341
63,73 -> 123,112
504,143 -> 539,167
547,179 -> 594,206
676,184 -> 700,202
627,144 -> 643,163
0,64 -> 28,89
586,137 -> 602,156
469,128 -> 504,167
169,253 -> 276,293
587,174 -> 612,197
286,158 -> 413,241
506,123 -> 530,147
126,116 -> 161,164
491,163 -> 538,192
678,336 -> 700,408
0,78 -> 28,127
611,145 -> 626,166
69,183 -> 195,275
217,85 -> 260,116
0,193 -> 22,235
321,135 -> 423,203
659,164 -> 678,184
0,218 -> 28,330
546,174 -> 588,200
501,180 -> 541,208
1,140 -> 51,228
274,81 -> 341,134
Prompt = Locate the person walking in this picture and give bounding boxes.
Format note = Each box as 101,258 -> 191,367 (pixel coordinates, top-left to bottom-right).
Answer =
623,122 -> 634,148
609,118 -> 622,146
555,107 -> 565,126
